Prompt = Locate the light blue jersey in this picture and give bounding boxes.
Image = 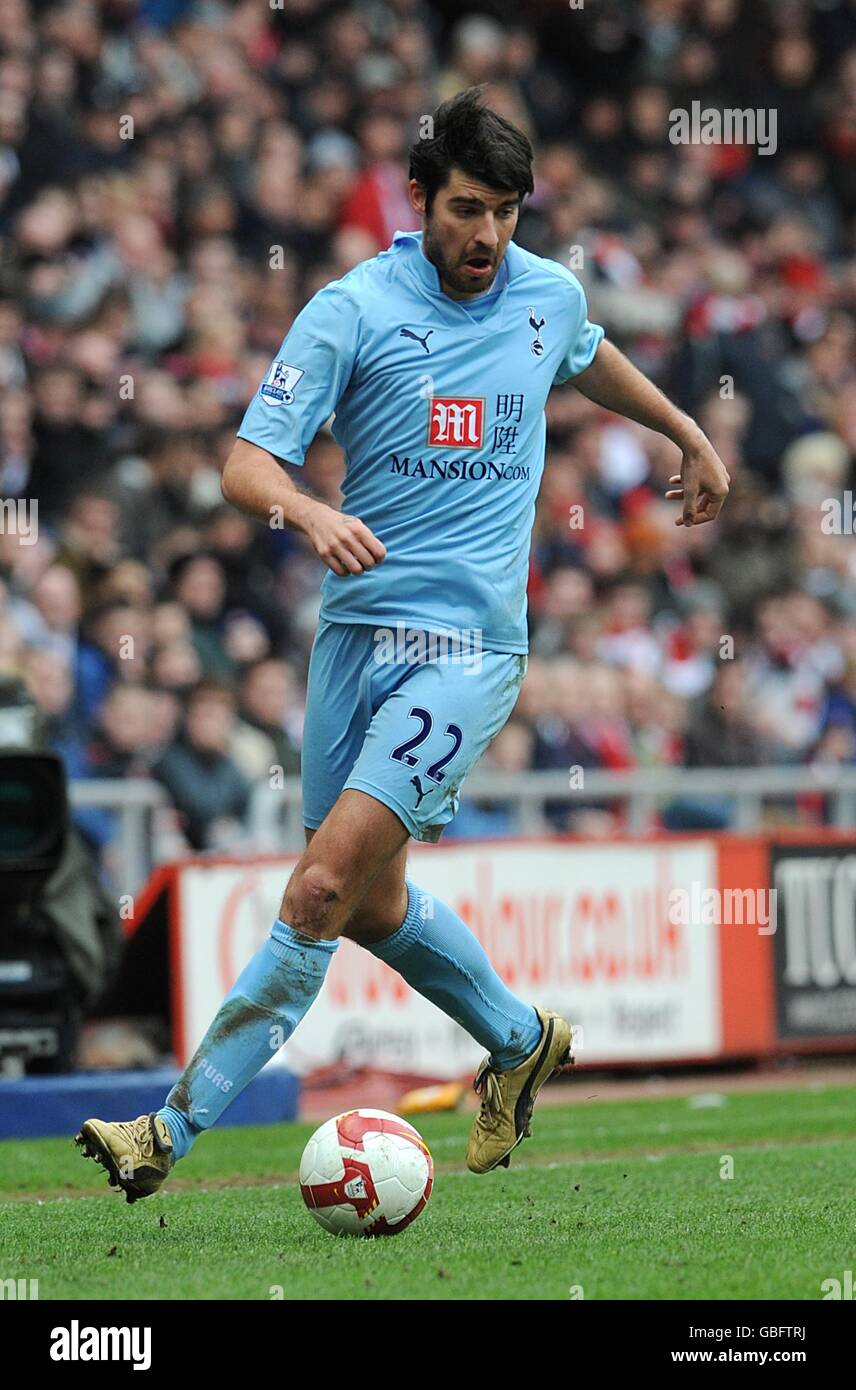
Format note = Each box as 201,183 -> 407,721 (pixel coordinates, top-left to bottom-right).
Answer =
237,230 -> 604,653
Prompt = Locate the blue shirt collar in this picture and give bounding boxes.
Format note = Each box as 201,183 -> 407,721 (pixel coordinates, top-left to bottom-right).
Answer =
390,228 -> 522,300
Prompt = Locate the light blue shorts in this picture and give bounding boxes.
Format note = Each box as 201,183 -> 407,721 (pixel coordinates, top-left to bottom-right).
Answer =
301,619 -> 528,842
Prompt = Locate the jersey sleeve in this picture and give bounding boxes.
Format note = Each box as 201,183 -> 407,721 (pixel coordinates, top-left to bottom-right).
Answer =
236,284 -> 360,465
551,273 -> 604,385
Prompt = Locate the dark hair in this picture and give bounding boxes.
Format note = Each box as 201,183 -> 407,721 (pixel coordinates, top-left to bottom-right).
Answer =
408,85 -> 534,215
187,676 -> 237,708
167,549 -> 219,587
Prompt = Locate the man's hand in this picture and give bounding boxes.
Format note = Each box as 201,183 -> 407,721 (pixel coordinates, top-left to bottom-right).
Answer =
571,340 -> 730,526
302,501 -> 387,576
220,438 -> 386,575
665,438 -> 731,527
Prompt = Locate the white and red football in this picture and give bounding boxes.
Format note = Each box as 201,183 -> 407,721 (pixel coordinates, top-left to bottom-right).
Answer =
299,1108 -> 434,1237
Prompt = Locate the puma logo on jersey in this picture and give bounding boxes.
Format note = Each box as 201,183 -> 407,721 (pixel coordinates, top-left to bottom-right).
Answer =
400,327 -> 434,354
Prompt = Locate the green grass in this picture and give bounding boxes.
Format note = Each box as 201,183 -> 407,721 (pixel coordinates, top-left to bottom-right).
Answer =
1,1083 -> 854,1299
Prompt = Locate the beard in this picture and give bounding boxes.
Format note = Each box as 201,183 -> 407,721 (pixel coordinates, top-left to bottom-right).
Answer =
422,220 -> 499,296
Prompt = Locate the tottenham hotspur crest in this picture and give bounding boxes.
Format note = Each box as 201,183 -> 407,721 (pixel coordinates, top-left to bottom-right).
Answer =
527,307 -> 546,357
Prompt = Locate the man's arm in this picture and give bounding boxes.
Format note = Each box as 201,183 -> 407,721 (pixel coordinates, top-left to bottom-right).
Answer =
221,437 -> 386,577
570,338 -> 730,526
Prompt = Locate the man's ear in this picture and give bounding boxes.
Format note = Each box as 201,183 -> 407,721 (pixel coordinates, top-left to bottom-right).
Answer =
408,178 -> 427,216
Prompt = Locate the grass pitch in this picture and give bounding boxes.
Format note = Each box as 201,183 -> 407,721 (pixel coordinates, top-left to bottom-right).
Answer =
1,1082 -> 854,1300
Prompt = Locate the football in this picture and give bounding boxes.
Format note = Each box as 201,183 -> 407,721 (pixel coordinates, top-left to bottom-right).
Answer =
299,1108 -> 434,1237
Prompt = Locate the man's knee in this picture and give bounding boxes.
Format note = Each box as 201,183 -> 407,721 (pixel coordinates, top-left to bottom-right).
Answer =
282,861 -> 350,939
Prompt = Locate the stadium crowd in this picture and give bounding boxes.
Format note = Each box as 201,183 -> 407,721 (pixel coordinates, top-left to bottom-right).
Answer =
1,0 -> 856,867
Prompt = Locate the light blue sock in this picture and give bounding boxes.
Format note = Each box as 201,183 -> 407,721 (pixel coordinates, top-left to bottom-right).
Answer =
366,881 -> 541,1070
157,920 -> 337,1161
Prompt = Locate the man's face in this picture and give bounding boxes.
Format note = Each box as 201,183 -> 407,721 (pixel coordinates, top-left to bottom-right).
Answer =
187,694 -> 234,755
410,167 -> 520,301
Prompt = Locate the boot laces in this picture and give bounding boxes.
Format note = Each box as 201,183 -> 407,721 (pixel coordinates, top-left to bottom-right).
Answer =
474,1064 -> 503,1131
114,1116 -> 158,1159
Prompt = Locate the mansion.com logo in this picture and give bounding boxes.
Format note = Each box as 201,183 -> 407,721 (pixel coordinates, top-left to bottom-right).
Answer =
427,396 -> 485,449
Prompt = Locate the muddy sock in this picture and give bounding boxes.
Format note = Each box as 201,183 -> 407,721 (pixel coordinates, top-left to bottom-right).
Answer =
156,921 -> 336,1161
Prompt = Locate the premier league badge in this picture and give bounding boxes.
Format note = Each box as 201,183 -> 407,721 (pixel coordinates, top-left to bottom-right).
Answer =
260,361 -> 305,406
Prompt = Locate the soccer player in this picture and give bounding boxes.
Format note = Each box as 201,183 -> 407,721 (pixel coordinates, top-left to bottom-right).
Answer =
76,88 -> 729,1201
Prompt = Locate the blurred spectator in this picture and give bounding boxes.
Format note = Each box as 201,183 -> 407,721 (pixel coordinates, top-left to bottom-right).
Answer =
684,661 -> 770,769
10,561 -> 81,666
153,677 -> 250,851
27,368 -> 110,520
338,111 -> 419,252
664,660 -> 770,829
168,551 -> 233,679
88,684 -> 163,781
75,682 -> 166,855
234,657 -> 301,780
74,600 -> 151,725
